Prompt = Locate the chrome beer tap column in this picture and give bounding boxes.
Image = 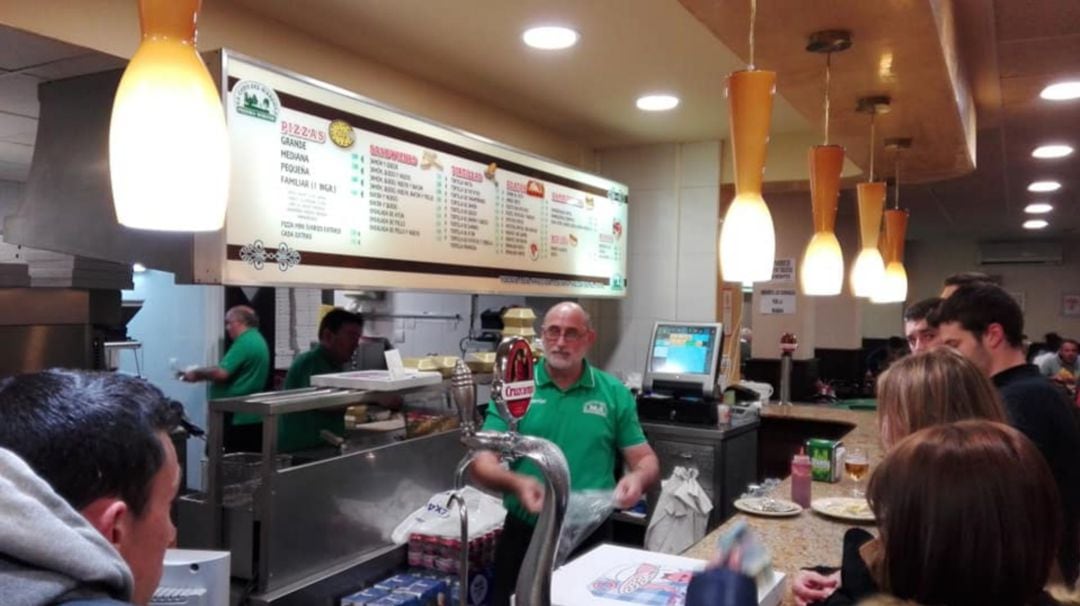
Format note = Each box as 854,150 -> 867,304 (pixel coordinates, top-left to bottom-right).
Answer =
450,337 -> 570,606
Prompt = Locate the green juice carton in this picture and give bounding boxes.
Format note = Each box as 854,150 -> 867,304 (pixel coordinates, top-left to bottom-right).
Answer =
805,438 -> 845,483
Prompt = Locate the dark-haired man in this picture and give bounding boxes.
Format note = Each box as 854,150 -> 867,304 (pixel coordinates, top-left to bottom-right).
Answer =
0,370 -> 181,605
903,297 -> 942,353
934,283 -> 1080,585
940,271 -> 992,298
277,309 -> 364,451
1038,338 -> 1080,387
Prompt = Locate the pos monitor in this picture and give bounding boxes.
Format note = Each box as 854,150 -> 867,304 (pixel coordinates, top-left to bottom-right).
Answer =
642,321 -> 724,400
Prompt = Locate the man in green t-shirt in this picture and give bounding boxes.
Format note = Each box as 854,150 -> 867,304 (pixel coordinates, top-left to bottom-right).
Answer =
277,309 -> 363,450
471,302 -> 659,606
182,305 -> 270,398
182,305 -> 270,451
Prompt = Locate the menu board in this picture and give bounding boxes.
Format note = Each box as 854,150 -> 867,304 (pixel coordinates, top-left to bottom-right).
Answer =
197,52 -> 628,298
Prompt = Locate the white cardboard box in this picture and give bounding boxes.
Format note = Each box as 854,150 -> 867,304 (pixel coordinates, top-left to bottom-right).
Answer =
551,544 -> 784,606
309,369 -> 442,391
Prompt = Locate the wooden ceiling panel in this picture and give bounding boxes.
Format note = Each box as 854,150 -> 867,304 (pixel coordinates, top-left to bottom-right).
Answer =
993,0 -> 1080,43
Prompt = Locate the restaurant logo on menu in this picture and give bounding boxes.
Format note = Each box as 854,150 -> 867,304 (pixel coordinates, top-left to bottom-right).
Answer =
233,80 -> 280,122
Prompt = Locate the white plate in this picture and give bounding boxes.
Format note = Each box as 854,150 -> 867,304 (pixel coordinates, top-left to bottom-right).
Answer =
811,497 -> 875,522
733,497 -> 803,517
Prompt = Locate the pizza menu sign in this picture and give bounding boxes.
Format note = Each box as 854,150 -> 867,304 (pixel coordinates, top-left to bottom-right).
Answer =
197,52 -> 628,298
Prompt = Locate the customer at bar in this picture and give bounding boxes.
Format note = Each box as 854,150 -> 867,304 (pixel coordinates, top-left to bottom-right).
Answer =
902,297 -> 942,354
792,348 -> 1008,605
935,283 -> 1080,586
0,370 -> 181,606
939,270 -> 991,297
844,421 -> 1061,606
470,301 -> 660,606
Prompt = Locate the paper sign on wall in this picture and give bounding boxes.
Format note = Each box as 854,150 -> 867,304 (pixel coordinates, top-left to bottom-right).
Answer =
760,288 -> 797,315
771,258 -> 795,283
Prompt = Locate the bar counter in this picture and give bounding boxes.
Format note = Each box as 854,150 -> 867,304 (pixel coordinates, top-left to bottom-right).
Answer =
682,404 -> 882,604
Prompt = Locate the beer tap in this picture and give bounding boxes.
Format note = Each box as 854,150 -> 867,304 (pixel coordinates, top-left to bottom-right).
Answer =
449,337 -> 570,606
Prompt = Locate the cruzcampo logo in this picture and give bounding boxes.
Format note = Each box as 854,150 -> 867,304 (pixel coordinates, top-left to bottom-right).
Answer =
233,80 -> 280,122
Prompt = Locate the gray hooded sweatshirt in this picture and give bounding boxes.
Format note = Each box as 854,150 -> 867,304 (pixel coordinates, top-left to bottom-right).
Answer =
0,447 -> 134,605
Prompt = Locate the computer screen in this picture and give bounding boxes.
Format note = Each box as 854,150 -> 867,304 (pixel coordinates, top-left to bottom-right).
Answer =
650,325 -> 717,374
643,321 -> 724,399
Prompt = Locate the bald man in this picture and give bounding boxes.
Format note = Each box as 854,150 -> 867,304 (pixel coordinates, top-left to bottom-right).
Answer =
182,305 -> 270,399
471,302 -> 659,606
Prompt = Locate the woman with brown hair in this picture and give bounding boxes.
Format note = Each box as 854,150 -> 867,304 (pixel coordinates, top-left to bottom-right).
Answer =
794,349 -> 1010,605
860,420 -> 1061,606
875,347 -> 1007,448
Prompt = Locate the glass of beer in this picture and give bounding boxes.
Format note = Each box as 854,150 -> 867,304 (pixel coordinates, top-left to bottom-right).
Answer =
845,448 -> 870,497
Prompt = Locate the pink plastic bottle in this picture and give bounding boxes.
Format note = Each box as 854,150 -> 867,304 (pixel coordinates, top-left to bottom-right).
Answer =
791,448 -> 812,508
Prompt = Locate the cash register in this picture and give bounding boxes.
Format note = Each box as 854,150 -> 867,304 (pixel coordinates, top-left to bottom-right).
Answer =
637,321 -> 724,425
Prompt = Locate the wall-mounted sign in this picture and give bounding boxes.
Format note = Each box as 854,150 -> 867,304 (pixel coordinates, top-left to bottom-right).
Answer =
771,258 -> 795,283
195,51 -> 628,298
759,288 -> 797,315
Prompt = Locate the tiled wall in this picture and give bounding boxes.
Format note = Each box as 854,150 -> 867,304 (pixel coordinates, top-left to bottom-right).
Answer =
589,142 -> 721,377
274,288 -> 323,368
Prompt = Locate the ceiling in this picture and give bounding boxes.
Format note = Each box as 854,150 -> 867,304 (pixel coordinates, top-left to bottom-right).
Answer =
1,0 -> 1078,242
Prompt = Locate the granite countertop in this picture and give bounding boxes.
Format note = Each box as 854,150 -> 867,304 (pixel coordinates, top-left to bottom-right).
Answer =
681,404 -> 883,604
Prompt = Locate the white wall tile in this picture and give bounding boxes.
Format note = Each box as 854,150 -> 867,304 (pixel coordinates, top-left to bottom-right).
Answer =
678,141 -> 721,188
677,186 -> 720,255
597,143 -> 677,191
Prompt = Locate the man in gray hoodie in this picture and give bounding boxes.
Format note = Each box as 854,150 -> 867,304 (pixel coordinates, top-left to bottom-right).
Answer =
0,370 -> 181,606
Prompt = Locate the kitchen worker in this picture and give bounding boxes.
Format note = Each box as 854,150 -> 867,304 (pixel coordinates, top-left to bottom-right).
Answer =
470,301 -> 660,606
277,308 -> 364,451
182,305 -> 270,451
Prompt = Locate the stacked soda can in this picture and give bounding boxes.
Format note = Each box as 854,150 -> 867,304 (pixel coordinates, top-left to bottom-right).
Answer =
406,528 -> 503,574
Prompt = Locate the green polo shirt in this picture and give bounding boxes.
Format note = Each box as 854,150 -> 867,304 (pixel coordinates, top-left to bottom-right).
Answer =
209,327 -> 270,401
277,345 -> 347,452
480,359 -> 646,525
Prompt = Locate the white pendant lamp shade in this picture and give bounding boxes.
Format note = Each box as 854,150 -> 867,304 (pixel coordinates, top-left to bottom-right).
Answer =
875,261 -> 908,303
851,248 -> 886,297
110,0 -> 230,231
719,69 -> 777,283
720,192 -> 777,282
801,231 -> 844,295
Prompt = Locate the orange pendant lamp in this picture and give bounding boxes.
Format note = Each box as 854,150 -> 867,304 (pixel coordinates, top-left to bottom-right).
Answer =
799,31 -> 850,296
850,96 -> 890,298
110,0 -> 230,231
872,138 -> 913,303
719,0 -> 776,284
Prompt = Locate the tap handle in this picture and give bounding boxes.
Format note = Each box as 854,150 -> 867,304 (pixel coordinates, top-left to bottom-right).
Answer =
492,336 -> 535,432
451,360 -> 478,433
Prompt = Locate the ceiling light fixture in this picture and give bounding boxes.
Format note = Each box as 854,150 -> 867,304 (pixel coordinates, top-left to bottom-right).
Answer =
800,30 -> 852,297
132,263 -> 147,273
851,96 -> 891,298
1024,203 -> 1053,214
719,0 -> 777,284
1040,81 -> 1080,101
635,94 -> 680,111
1023,219 -> 1049,230
522,26 -> 579,50
1032,144 -> 1074,159
1028,180 -> 1062,192
110,0 -> 230,231
872,138 -> 912,304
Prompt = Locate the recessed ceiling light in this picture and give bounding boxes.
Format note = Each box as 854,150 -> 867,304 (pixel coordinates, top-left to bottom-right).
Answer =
1032,144 -> 1074,159
1040,81 -> 1080,101
522,26 -> 579,50
1024,203 -> 1054,214
132,262 -> 147,273
1028,180 -> 1062,192
1023,219 -> 1049,230
636,94 -> 680,111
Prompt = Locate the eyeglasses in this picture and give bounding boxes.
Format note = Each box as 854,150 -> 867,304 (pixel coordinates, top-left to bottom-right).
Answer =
541,326 -> 585,343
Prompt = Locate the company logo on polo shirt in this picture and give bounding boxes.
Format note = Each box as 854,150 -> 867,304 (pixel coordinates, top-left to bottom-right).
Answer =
583,400 -> 608,417
233,80 -> 280,122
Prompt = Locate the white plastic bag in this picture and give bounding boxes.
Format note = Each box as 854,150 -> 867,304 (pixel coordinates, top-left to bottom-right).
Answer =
645,466 -> 713,554
390,486 -> 506,544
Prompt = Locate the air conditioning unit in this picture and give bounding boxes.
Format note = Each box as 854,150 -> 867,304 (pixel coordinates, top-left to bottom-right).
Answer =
977,240 -> 1063,265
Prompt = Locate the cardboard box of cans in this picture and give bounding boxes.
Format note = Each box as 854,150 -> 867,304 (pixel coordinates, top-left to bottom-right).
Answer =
341,568 -> 492,606
805,438 -> 845,483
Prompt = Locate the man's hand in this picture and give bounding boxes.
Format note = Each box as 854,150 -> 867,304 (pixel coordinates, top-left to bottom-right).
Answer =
791,569 -> 840,606
613,472 -> 644,509
181,370 -> 198,383
514,476 -> 545,513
